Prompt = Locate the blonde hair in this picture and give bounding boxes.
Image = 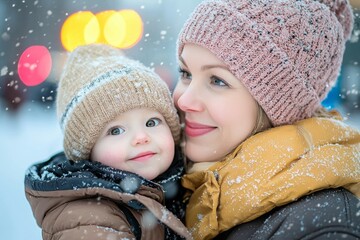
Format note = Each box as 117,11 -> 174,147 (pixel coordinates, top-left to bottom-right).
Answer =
300,106 -> 339,152
252,105 -> 336,151
312,106 -> 337,118
252,103 -> 272,135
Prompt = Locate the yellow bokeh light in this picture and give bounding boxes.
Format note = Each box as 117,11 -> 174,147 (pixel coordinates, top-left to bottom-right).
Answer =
96,10 -> 126,48
117,9 -> 143,49
61,11 -> 100,52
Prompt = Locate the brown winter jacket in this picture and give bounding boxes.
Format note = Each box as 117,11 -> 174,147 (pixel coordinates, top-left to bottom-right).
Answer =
25,152 -> 192,240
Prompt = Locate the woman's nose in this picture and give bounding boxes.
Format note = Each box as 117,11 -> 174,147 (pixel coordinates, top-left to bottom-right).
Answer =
176,83 -> 203,113
132,131 -> 150,146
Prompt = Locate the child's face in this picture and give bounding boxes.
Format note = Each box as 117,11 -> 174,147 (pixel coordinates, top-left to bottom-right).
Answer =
173,43 -> 258,163
91,108 -> 175,180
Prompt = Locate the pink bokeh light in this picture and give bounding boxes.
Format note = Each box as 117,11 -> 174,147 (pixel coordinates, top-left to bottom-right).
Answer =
18,45 -> 52,86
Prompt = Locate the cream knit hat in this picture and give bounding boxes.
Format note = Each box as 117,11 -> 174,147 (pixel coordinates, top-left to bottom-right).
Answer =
57,44 -> 180,161
177,0 -> 353,126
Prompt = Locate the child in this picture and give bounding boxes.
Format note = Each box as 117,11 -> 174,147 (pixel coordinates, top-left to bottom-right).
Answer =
25,44 -> 191,240
173,0 -> 360,239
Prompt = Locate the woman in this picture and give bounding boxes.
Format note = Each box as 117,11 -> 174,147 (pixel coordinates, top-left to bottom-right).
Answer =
173,0 -> 360,239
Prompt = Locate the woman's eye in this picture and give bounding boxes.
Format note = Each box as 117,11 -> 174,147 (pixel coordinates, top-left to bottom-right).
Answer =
178,68 -> 192,80
109,127 -> 125,135
211,76 -> 228,87
146,118 -> 161,127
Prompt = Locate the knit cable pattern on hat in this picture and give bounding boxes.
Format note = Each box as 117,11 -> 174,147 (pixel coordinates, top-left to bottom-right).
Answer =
177,0 -> 353,126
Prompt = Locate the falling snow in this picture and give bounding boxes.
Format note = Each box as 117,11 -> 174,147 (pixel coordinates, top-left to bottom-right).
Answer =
1,0 -> 360,239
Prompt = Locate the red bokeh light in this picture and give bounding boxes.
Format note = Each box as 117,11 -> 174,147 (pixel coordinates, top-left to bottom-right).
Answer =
17,45 -> 52,86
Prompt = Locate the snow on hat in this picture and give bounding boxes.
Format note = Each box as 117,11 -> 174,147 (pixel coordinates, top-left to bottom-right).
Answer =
177,0 -> 353,126
57,44 -> 180,161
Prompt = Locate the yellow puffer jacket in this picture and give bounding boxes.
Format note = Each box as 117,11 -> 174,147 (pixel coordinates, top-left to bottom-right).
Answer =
182,117 -> 360,240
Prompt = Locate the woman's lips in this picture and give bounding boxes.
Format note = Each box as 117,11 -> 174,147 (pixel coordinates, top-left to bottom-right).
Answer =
129,151 -> 155,162
185,120 -> 216,137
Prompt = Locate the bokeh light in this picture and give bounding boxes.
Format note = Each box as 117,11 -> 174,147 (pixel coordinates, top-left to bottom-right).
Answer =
17,45 -> 52,86
60,10 -> 143,51
61,11 -> 100,51
117,9 -> 143,49
96,10 -> 126,48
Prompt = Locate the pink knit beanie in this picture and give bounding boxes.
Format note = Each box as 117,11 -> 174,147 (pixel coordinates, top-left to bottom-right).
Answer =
177,0 -> 353,126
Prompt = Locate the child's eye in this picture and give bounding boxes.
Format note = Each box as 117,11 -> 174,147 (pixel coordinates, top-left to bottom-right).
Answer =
146,118 -> 161,127
210,76 -> 228,87
108,127 -> 125,135
178,67 -> 192,80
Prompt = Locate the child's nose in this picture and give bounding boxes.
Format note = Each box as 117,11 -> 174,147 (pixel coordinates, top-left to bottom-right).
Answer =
132,132 -> 150,145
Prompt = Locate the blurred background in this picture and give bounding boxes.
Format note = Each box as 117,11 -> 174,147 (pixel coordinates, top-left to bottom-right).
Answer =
0,0 -> 359,239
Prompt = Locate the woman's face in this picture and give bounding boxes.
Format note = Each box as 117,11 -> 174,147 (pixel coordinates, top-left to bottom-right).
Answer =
173,44 -> 258,163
